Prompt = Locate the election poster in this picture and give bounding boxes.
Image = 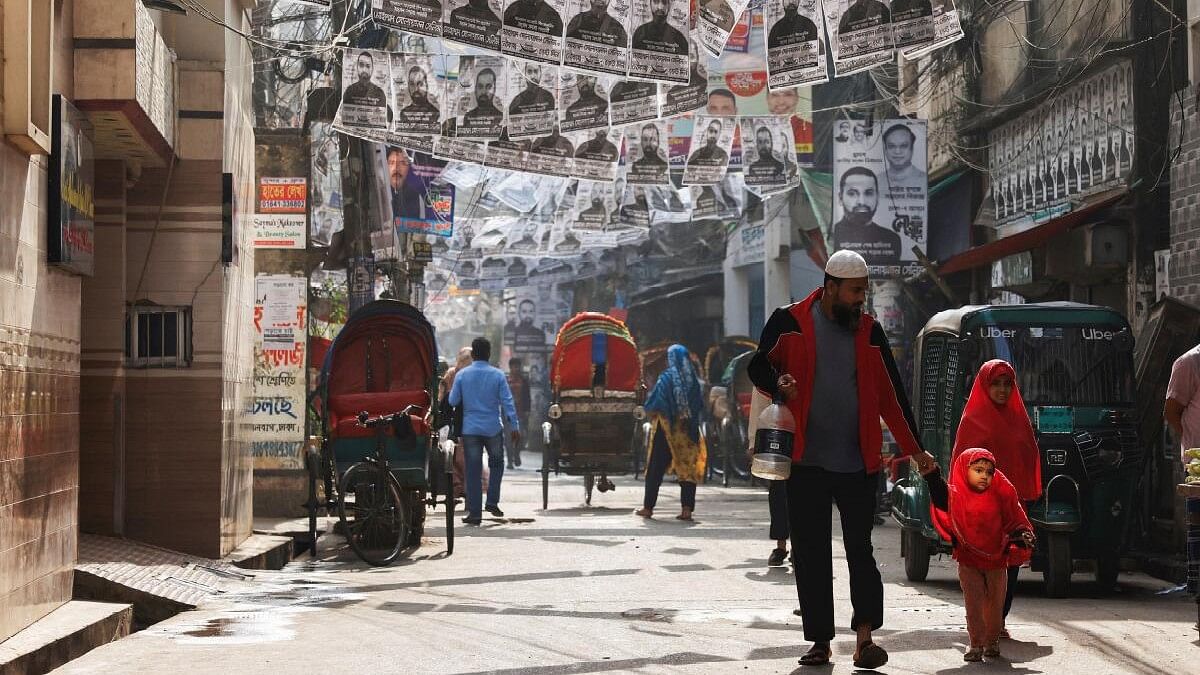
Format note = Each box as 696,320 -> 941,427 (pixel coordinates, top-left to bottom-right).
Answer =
391,53 -> 444,136
691,173 -> 745,219
623,119 -> 671,184
629,0 -> 691,83
485,132 -> 532,171
696,0 -> 753,58
559,72 -> 611,133
570,127 -> 623,181
336,48 -> 392,132
900,0 -> 961,59
311,123 -> 343,247
372,0 -> 443,37
739,116 -> 797,189
831,118 -> 927,277
660,50 -> 709,117
442,0 -> 504,51
617,184 -> 652,226
609,79 -> 660,127
502,0 -> 567,65
682,115 -> 735,184
385,147 -> 456,237
453,55 -> 508,139
251,274 -> 307,470
764,0 -> 828,89
527,126 -> 576,175
571,181 -> 618,230
822,0 -> 894,76
507,62 -> 559,139
891,0 -> 933,50
563,0 -> 633,76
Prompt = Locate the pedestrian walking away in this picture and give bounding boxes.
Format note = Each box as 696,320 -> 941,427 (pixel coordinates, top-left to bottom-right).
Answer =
923,449 -> 1036,662
748,249 -> 936,669
449,337 -> 521,525
636,344 -> 707,521
506,357 -> 531,469
953,359 -> 1043,635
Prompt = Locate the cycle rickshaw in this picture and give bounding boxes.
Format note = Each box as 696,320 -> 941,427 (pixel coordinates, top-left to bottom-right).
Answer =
542,313 -> 646,508
306,300 -> 455,565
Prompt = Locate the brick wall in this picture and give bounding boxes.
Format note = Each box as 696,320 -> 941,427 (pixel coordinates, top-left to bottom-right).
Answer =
1170,85 -> 1200,303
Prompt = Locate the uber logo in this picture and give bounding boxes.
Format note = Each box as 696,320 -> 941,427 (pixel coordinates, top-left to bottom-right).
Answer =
1082,328 -> 1115,340
982,326 -> 1017,339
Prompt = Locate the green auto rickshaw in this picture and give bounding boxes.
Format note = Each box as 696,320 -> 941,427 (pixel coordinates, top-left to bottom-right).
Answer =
891,302 -> 1141,597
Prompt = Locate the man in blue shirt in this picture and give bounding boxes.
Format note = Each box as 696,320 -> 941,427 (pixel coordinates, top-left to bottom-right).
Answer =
449,337 -> 521,524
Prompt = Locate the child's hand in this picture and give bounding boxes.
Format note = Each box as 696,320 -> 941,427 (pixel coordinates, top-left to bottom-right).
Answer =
1018,530 -> 1036,548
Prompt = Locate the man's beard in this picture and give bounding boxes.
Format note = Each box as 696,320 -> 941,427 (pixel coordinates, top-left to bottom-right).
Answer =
831,301 -> 863,330
843,207 -> 874,226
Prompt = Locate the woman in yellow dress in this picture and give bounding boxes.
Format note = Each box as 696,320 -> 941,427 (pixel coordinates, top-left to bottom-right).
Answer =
635,344 -> 707,520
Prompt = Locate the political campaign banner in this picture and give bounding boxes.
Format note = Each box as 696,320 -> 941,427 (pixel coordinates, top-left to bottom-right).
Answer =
559,72 -> 611,133
764,0 -> 828,89
485,133 -> 532,170
452,55 -> 508,139
900,0 -> 961,59
507,62 -> 559,138
563,0 -> 633,76
570,127 -> 623,180
623,119 -> 671,184
391,53 -> 444,136
609,79 -> 660,126
385,147 -> 456,237
310,123 -> 343,247
691,172 -> 745,219
696,0 -> 753,58
682,115 -> 735,184
336,48 -> 392,132
526,126 -> 576,175
571,181 -> 619,230
503,218 -> 546,253
739,116 -> 796,189
822,0 -> 895,76
890,0 -> 933,50
831,118 -> 927,278
502,0 -> 567,65
443,0 -> 504,50
660,51 -> 709,117
616,184 -> 652,226
372,0 -> 443,37
629,0 -> 691,83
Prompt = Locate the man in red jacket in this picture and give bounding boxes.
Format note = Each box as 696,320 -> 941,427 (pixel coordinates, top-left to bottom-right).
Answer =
748,250 -> 936,669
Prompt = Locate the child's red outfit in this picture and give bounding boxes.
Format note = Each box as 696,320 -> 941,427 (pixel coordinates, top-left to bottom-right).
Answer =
927,449 -> 1033,651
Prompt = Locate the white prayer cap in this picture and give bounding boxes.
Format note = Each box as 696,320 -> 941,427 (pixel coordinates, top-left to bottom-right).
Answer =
825,250 -> 869,279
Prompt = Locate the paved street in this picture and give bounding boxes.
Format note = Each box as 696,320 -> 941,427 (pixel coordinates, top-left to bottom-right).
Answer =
57,460 -> 1197,674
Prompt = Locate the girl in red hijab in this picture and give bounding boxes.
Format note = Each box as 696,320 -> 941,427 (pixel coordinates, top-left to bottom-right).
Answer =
953,359 -> 1042,636
923,449 -> 1035,662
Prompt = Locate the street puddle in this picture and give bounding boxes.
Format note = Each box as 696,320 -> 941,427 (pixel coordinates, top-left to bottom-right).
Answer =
153,610 -> 309,645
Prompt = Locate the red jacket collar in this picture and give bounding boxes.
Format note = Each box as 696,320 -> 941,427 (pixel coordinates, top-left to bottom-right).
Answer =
792,287 -> 875,338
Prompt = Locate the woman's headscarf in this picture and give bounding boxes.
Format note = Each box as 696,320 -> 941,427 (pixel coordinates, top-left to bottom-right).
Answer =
931,448 -> 1032,567
644,344 -> 705,442
953,359 -> 1042,501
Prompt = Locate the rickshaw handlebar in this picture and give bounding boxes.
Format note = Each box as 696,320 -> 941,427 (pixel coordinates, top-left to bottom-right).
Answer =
357,406 -> 422,428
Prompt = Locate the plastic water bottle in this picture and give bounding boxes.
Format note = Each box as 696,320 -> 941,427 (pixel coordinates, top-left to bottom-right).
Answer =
751,398 -> 795,480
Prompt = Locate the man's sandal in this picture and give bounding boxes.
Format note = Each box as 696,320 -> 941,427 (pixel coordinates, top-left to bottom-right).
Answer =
798,644 -> 832,666
853,641 -> 889,670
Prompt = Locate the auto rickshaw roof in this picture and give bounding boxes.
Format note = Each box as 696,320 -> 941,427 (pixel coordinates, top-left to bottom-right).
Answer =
920,302 -> 1130,338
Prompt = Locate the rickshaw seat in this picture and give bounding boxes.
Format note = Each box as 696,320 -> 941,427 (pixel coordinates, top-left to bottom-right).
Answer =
329,390 -> 430,439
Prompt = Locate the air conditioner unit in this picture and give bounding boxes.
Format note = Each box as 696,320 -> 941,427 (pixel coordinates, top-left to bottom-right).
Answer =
1084,221 -> 1129,268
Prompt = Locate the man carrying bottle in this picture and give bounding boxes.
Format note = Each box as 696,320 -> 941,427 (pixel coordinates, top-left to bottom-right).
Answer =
747,250 -> 936,669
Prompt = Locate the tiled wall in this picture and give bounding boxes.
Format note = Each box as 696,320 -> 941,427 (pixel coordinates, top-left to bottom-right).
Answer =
1170,84 -> 1200,304
0,143 -> 83,641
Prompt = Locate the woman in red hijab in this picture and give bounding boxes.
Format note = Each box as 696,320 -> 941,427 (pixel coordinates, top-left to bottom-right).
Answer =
952,359 -> 1041,636
923,449 -> 1035,661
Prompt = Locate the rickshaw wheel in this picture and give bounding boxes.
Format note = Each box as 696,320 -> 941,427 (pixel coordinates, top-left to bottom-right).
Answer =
584,473 -> 594,505
337,463 -> 410,566
303,446 -> 321,557
1044,532 -> 1072,598
902,529 -> 930,582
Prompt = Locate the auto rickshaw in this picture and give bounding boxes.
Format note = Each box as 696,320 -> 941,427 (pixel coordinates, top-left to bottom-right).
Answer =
703,336 -> 757,388
891,302 -> 1140,596
307,300 -> 455,565
543,312 -> 646,508
706,349 -> 757,486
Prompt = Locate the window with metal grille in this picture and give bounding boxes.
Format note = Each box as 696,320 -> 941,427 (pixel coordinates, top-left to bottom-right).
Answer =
919,336 -> 944,433
124,306 -> 192,368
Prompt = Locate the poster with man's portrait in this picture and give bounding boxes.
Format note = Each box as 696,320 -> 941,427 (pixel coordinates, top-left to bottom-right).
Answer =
563,0 -> 633,76
391,53 -> 443,136
485,133 -> 532,171
764,0 -> 827,89
831,118 -> 927,278
452,55 -> 508,139
571,181 -> 618,230
569,127 -> 623,181
372,0 -> 443,37
629,0 -> 691,83
507,62 -> 559,139
336,48 -> 392,131
559,73 -> 612,133
822,0 -> 894,76
623,119 -> 671,184
738,116 -> 796,189
502,0 -> 567,65
385,147 -> 456,237
696,0 -> 753,59
526,126 -> 576,176
443,0 -> 504,50
890,0 -> 933,50
660,50 -> 709,117
682,115 -> 735,185
609,79 -> 659,127
899,0 -> 962,60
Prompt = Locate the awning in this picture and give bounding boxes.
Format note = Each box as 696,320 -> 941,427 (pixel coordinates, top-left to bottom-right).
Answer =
627,271 -> 723,309
937,188 -> 1129,275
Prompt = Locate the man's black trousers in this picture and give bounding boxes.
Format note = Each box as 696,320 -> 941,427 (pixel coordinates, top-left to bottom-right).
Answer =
788,465 -> 884,643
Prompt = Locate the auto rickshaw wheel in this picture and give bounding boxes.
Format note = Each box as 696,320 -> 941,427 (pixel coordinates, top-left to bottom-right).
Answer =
902,529 -> 930,582
1044,531 -> 1072,598
337,463 -> 410,566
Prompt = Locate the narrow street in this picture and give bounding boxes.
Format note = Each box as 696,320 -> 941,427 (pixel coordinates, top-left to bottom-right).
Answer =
56,462 -> 1196,675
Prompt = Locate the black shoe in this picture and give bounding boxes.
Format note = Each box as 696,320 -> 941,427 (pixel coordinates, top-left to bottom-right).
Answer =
485,505 -> 505,517
507,463 -> 515,469
768,548 -> 788,567
514,454 -> 522,467
462,516 -> 481,525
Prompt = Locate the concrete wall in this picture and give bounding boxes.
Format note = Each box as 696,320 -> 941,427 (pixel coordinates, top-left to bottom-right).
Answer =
0,0 -> 82,643
1169,83 -> 1200,304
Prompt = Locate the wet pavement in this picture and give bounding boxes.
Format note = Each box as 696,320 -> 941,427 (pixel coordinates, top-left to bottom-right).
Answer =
55,457 -> 1197,674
